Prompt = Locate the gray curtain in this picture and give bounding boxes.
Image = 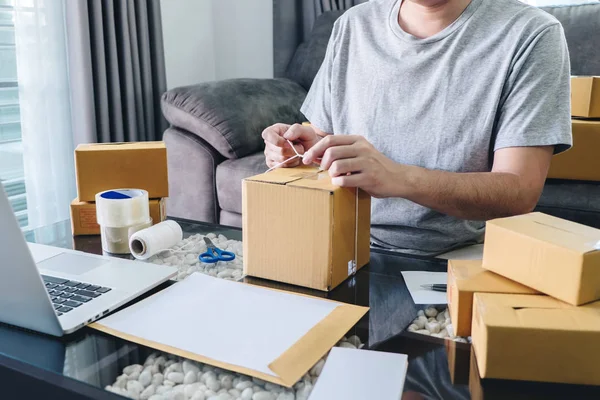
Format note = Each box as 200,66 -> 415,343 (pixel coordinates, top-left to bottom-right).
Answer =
273,0 -> 366,78
66,0 -> 168,144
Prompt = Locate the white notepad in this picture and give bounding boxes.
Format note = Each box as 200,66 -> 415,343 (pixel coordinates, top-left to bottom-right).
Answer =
94,273 -> 339,377
401,271 -> 448,305
309,347 -> 409,400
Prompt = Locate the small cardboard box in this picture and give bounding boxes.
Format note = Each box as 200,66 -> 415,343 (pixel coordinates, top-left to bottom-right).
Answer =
242,166 -> 371,291
447,260 -> 538,337
482,212 -> 600,306
471,293 -> 600,385
547,119 -> 600,181
571,76 -> 600,118
70,198 -> 166,236
75,142 -> 169,202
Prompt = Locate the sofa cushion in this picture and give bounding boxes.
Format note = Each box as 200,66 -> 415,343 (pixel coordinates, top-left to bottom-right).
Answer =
162,78 -> 307,160
536,180 -> 600,228
541,3 -> 600,75
216,152 -> 268,214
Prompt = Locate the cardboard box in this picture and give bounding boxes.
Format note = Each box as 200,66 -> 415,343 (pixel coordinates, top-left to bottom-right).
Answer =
571,76 -> 600,118
242,166 -> 371,291
482,212 -> 600,306
447,260 -> 538,337
445,339 -> 471,385
547,119 -> 600,181
471,293 -> 600,385
75,142 -> 169,201
70,198 -> 166,236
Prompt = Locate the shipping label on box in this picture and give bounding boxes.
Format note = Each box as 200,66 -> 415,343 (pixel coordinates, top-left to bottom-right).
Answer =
242,166 -> 370,291
75,141 -> 169,202
571,76 -> 600,118
471,293 -> 600,385
71,198 -> 166,236
482,212 -> 600,305
548,119 -> 600,181
447,260 -> 537,337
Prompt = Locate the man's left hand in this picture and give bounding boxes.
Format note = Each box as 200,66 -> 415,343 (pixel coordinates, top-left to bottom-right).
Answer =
302,135 -> 401,198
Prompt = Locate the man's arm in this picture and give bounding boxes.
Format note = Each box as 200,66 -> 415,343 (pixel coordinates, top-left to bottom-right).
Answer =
398,146 -> 553,220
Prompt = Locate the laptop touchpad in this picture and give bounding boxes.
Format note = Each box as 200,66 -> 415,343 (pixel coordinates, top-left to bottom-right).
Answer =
37,253 -> 109,276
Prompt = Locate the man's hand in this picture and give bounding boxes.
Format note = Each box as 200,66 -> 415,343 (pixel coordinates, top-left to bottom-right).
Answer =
262,123 -> 321,169
302,135 -> 401,198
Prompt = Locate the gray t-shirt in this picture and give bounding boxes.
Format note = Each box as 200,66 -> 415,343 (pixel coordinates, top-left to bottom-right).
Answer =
300,0 -> 572,256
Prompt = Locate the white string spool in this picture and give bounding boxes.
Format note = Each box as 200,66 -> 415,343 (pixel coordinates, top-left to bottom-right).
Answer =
129,220 -> 185,260
96,189 -> 150,227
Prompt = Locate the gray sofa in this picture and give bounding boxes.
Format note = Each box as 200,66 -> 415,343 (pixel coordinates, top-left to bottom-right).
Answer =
161,3 -> 600,229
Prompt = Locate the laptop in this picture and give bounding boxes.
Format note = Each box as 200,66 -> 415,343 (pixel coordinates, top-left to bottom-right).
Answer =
0,186 -> 177,336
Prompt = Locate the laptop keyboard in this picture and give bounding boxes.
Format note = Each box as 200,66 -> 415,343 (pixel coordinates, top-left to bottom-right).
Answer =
42,275 -> 112,317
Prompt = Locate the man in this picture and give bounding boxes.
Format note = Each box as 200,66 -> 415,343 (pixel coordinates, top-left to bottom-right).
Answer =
262,0 -> 572,256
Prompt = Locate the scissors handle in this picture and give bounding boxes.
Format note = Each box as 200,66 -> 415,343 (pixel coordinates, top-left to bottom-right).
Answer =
199,247 -> 236,263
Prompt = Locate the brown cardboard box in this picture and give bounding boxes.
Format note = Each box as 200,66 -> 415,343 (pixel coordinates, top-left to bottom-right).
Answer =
547,119 -> 600,181
571,76 -> 600,118
482,212 -> 600,306
471,293 -> 600,385
447,260 -> 538,337
70,198 -> 166,236
445,339 -> 471,385
75,142 -> 169,201
242,166 -> 371,291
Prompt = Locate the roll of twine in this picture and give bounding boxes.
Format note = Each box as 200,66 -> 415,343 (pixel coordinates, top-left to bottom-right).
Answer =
129,220 -> 199,260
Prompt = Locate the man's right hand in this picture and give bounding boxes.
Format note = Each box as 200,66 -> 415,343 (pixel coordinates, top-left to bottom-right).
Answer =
262,123 -> 321,169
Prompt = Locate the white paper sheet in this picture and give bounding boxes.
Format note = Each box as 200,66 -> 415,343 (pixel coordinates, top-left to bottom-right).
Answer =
96,273 -> 339,377
401,271 -> 447,305
309,347 -> 408,400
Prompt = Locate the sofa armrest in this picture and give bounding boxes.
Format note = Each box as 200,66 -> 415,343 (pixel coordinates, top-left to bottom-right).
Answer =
161,78 -> 307,159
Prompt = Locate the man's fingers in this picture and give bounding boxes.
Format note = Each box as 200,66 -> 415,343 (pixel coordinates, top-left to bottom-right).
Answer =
262,124 -> 289,146
331,172 -> 362,188
320,145 -> 359,171
303,135 -> 358,164
329,158 -> 361,177
265,141 -> 294,157
283,123 -> 312,142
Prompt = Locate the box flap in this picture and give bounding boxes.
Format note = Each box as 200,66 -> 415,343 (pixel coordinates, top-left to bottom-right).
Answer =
488,212 -> 600,254
76,141 -> 166,151
245,165 -> 321,185
449,260 -> 539,294
287,171 -> 340,192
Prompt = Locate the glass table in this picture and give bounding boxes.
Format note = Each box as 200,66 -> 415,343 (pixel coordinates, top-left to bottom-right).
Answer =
2,218 -> 598,399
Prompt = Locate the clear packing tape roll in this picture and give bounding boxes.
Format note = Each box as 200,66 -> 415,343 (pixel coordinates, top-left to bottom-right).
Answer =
129,220 -> 184,260
96,189 -> 150,228
101,219 -> 153,254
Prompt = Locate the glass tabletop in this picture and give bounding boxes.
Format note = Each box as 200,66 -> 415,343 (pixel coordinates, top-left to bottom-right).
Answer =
4,218 -> 599,399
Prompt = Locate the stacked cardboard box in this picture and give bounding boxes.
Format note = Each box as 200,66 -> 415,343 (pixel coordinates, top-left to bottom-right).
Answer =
548,76 -> 600,181
70,142 -> 169,236
467,212 -> 600,386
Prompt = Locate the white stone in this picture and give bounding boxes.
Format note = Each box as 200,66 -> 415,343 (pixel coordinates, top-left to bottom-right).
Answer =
252,392 -> 275,400
156,386 -> 170,395
130,371 -> 142,381
436,313 -> 446,323
276,392 -> 295,400
206,377 -> 221,392
217,388 -> 228,394
309,359 -> 325,377
241,387 -> 254,400
233,378 -> 240,388
428,317 -> 436,323
168,372 -> 185,384
407,324 -> 419,332
228,389 -> 241,397
115,375 -> 128,389
295,382 -> 312,400
152,373 -> 164,386
128,380 -> 145,396
149,395 -> 166,400
184,371 -> 198,384
446,324 -> 455,338
185,382 -> 203,399
455,337 -> 468,343
416,329 -> 431,335
252,386 -> 263,393
444,309 -> 450,320
347,335 -> 362,348
140,370 -> 153,387
140,385 -> 156,400
414,316 -> 427,329
207,233 -> 217,239
439,329 -> 449,338
191,392 -> 206,400
252,377 -> 266,387
202,365 -> 215,373
236,381 -> 253,391
220,375 -> 234,390
164,380 -> 176,387
338,342 -> 357,349
202,371 -> 217,384
167,392 -> 185,400
417,309 -> 425,317
430,333 -> 444,338
168,362 -> 183,373
125,364 -> 144,376
424,306 -> 438,317
205,391 -> 217,398
426,321 -> 441,334
217,270 -> 233,279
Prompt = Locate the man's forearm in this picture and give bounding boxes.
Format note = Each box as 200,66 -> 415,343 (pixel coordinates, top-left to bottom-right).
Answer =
396,165 -> 539,221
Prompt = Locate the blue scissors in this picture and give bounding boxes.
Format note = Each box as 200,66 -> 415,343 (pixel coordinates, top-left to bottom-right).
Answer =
199,237 -> 236,263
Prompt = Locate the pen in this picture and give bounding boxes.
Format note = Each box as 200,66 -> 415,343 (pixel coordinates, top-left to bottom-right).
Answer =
420,284 -> 447,292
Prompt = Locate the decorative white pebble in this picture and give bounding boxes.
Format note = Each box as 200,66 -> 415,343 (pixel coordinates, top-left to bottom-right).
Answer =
163,380 -> 175,387
156,386 -> 170,395
229,389 -> 241,397
309,359 -> 325,377
241,387 -> 254,400
191,392 -> 206,400
417,310 -> 425,317
156,356 -> 167,367
446,324 -> 455,338
295,382 -> 312,400
455,337 -> 468,343
407,324 -> 419,332
347,335 -> 362,348
426,321 -> 441,334
205,391 -> 217,398
207,233 -> 216,239
171,363 -> 183,373
140,385 -> 156,400
167,372 -> 184,384
252,392 -> 276,400
220,375 -> 234,390
414,316 -> 427,329
430,333 -> 443,338
424,306 -> 438,317
203,365 -> 215,373
436,313 -> 446,323
115,375 -> 128,389
139,370 -> 152,387
185,382 -> 203,398
202,371 -> 217,384
428,317 -> 436,323
152,373 -> 164,386
206,377 -> 221,392
416,329 -> 431,335
252,377 -> 266,387
468,336 -> 473,343
130,370 -> 142,381
125,364 -> 144,376
128,380 -> 144,395
253,386 -> 263,393
217,388 -> 228,394
338,342 -> 357,349
183,361 -> 200,376
149,395 -> 165,400
444,309 -> 450,320
276,391 -> 295,400
184,371 -> 198,384
167,392 -> 184,400
265,383 -> 283,393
